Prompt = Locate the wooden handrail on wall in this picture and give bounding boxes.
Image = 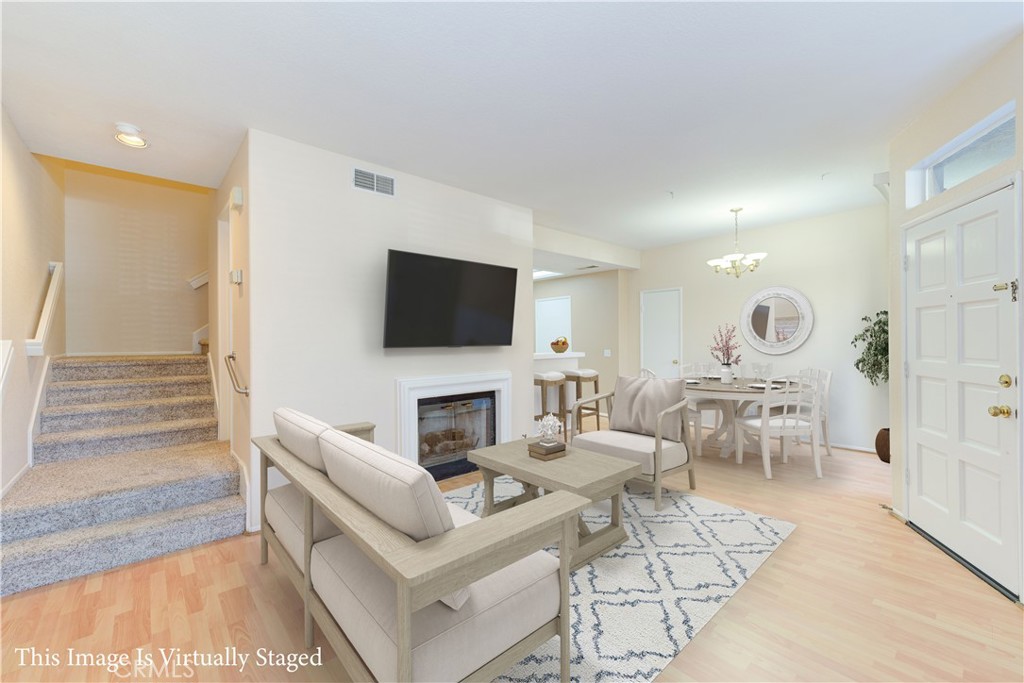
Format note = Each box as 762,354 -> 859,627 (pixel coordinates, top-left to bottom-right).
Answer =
26,262 -> 63,357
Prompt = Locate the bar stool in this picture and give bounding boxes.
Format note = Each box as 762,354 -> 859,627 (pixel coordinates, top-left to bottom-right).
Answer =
562,368 -> 603,432
533,371 -> 568,437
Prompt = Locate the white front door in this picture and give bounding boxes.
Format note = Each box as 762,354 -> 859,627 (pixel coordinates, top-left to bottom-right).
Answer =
905,183 -> 1020,596
641,288 -> 682,379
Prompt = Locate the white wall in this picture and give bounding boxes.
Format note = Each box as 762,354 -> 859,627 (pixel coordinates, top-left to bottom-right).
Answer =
243,129 -> 535,474
64,165 -> 214,354
534,224 -> 641,269
1,110 -> 66,493
630,204 -> 890,450
887,33 -> 1023,514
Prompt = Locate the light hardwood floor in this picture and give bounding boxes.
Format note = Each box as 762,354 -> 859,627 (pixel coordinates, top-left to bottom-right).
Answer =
1,431 -> 1021,682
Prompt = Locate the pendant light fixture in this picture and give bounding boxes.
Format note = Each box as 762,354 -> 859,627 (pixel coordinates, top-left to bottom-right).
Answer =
706,208 -> 766,278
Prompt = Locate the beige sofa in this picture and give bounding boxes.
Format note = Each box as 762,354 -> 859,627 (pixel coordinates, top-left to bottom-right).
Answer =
253,408 -> 589,682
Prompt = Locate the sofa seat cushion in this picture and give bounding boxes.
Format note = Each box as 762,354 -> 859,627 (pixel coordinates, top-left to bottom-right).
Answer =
274,408 -> 332,472
264,484 -> 341,569
447,503 -> 480,528
318,427 -> 469,610
310,533 -> 559,683
572,429 -> 688,476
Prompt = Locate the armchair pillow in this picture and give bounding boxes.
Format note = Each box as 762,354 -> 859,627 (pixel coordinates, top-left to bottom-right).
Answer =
608,376 -> 685,442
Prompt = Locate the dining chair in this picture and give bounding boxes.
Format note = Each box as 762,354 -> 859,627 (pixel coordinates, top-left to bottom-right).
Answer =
799,368 -> 834,457
736,376 -> 822,479
681,363 -> 722,457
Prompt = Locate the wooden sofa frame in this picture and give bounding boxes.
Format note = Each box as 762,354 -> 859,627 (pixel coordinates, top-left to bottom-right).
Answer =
253,425 -> 589,683
570,392 -> 696,510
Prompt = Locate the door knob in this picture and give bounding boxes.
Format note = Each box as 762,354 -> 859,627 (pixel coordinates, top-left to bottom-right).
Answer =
998,374 -> 1013,388
987,405 -> 1012,418
672,359 -> 679,365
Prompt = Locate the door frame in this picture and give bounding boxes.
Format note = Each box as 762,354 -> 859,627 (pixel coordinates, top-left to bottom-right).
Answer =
640,287 -> 683,378
900,171 -> 1024,597
216,204 -> 232,441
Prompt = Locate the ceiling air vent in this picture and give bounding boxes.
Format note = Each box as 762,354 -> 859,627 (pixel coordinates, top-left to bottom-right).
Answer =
354,168 -> 395,196
576,264 -> 599,270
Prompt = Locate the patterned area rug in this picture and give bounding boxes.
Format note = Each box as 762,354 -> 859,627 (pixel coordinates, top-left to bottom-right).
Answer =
444,478 -> 795,682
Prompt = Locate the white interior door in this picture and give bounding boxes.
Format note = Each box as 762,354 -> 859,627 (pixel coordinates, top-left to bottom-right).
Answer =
641,288 -> 682,379
905,183 -> 1020,596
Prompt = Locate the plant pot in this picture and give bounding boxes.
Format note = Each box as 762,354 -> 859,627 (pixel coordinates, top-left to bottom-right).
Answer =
875,428 -> 890,464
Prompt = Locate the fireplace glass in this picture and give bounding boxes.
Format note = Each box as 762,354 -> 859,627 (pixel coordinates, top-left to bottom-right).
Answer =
417,391 -> 495,480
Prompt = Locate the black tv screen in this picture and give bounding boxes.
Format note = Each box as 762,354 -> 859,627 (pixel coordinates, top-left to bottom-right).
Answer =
383,249 -> 518,348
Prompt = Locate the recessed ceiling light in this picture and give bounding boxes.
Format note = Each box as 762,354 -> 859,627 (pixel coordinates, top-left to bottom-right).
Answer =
532,269 -> 562,280
114,122 -> 148,149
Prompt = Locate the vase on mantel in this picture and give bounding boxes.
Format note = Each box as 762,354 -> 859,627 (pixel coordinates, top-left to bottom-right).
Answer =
721,364 -> 734,385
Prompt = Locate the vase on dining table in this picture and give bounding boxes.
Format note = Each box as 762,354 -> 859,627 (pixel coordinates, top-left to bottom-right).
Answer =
721,364 -> 734,385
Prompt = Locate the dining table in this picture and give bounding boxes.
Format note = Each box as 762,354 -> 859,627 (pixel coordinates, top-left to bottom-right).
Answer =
684,377 -> 777,461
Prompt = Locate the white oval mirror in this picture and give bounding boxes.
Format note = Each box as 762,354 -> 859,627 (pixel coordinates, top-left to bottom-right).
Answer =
740,287 -> 813,354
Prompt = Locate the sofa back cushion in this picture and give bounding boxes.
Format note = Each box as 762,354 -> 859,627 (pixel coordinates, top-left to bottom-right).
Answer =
318,428 -> 470,609
274,407 -> 331,472
318,428 -> 454,542
608,376 -> 685,442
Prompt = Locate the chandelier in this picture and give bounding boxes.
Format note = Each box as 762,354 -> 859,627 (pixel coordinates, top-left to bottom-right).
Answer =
706,207 -> 766,278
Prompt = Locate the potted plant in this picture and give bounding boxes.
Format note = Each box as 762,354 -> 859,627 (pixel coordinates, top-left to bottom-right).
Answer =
851,310 -> 890,462
710,324 -> 742,384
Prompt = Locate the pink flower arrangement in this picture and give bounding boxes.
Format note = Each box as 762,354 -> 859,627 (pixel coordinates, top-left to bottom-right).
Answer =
710,324 -> 742,365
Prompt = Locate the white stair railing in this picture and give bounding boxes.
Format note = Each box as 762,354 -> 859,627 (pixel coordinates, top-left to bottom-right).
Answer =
26,262 -> 63,357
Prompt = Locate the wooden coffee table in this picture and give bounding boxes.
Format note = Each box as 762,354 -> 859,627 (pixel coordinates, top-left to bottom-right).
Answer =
468,439 -> 641,570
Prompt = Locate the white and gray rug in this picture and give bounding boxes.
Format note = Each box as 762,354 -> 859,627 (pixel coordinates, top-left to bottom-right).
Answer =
444,478 -> 795,683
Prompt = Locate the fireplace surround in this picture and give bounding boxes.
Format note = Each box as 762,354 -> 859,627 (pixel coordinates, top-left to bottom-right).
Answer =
396,372 -> 512,470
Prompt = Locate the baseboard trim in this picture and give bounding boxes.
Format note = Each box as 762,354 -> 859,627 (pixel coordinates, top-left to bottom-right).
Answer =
906,521 -> 1019,603
1,462 -> 30,499
26,355 -> 52,467
230,446 -> 255,532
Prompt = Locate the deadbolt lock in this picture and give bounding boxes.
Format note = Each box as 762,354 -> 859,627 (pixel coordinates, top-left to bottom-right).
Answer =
987,405 -> 1012,418
998,374 -> 1013,388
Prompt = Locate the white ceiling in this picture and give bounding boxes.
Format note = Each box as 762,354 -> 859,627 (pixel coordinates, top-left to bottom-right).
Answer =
3,3 -> 1021,249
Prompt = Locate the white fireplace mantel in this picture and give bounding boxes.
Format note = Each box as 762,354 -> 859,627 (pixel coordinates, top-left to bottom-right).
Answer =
396,372 -> 512,463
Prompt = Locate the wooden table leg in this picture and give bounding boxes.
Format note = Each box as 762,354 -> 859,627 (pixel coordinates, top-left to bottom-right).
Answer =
570,485 -> 629,571
719,402 -> 737,459
481,467 -> 497,516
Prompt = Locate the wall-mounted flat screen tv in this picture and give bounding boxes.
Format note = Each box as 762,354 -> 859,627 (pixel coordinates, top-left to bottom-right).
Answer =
383,249 -> 518,348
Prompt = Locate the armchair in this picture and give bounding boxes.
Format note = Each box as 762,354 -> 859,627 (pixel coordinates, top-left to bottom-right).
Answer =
570,376 -> 696,511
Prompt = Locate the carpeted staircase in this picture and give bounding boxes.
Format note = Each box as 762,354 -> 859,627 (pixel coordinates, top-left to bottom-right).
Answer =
0,355 -> 246,596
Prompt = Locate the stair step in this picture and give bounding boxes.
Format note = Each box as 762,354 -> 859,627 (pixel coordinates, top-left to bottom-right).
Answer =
0,495 -> 245,596
50,354 -> 209,382
40,395 -> 215,433
1,441 -> 237,543
46,375 -> 211,406
33,417 -> 218,464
